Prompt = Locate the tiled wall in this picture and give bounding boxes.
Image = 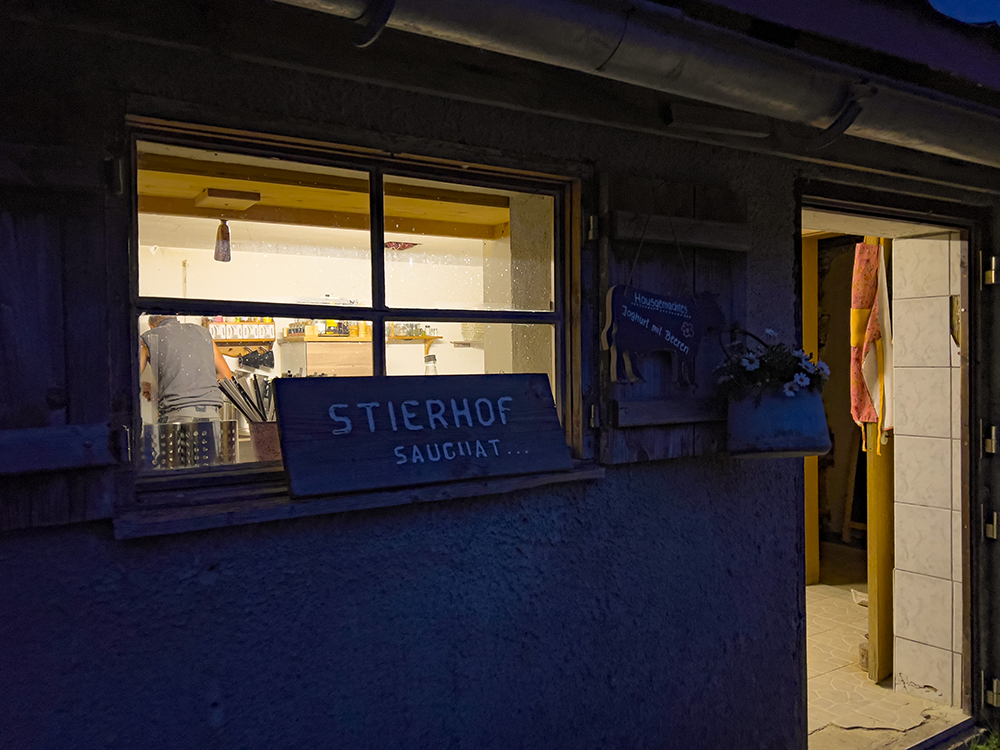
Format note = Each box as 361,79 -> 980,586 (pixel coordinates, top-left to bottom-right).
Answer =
892,232 -> 964,707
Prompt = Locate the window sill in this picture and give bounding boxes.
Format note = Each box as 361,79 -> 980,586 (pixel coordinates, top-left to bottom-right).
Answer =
115,462 -> 604,539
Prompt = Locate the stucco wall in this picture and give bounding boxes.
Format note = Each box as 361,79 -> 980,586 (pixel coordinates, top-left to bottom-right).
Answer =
2,461 -> 805,750
0,4 -> 834,748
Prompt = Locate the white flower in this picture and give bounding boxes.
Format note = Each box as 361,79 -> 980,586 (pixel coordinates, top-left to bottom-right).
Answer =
741,354 -> 760,371
816,361 -> 830,379
792,348 -> 817,373
782,382 -> 797,397
794,372 -> 810,387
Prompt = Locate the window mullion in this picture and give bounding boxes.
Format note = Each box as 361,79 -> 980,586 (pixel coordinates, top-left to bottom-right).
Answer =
370,168 -> 387,376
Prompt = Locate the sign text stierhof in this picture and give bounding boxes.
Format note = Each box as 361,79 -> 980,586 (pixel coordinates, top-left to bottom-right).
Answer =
275,374 -> 572,497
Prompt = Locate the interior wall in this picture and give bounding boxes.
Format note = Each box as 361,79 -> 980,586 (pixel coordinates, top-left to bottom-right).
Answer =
891,231 -> 965,707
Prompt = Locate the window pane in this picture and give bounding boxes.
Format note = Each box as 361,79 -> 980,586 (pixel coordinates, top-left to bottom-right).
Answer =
385,320 -> 555,394
137,142 -> 372,306
383,176 -> 554,311
137,312 -> 372,471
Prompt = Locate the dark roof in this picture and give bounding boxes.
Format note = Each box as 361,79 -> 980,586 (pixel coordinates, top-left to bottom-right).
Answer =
657,0 -> 1000,103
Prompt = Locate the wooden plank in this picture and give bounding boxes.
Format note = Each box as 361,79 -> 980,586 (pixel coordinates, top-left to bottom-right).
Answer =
566,179 -> 583,457
867,425 -> 895,682
613,398 -> 723,427
137,196 -> 501,241
138,153 -> 510,208
611,211 -> 752,252
62,195 -> 112,522
275,374 -> 572,497
602,424 -> 695,464
115,465 -> 605,539
0,423 -> 114,475
0,190 -> 72,524
0,142 -> 103,191
802,236 -> 821,585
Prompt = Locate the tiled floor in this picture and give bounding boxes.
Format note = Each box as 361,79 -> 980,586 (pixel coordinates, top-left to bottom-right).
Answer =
807,583 -> 967,743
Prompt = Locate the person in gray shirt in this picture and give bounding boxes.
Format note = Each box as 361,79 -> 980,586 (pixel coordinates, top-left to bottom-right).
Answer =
140,315 -> 233,422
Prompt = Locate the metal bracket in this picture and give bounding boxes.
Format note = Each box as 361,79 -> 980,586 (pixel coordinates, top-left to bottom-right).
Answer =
986,424 -> 997,455
986,508 -> 997,540
986,255 -> 997,286
587,214 -> 599,241
353,0 -> 396,48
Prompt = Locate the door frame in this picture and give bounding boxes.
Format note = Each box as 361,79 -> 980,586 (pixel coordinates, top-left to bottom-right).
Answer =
799,180 -> 990,717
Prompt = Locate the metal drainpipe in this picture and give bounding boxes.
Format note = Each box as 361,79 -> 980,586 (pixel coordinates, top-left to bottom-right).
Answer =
274,0 -> 1000,169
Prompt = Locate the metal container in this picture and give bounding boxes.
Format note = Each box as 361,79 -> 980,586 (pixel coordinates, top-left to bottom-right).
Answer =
142,420 -> 238,469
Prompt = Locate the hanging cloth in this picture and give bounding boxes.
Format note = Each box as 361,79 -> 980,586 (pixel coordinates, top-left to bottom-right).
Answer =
850,236 -> 894,451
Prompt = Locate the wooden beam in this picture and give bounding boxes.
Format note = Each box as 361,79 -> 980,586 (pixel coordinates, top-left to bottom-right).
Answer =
137,196 -> 500,240
116,464 -> 605,538
613,398 -> 723,427
0,423 -> 115,475
137,153 -> 510,208
194,187 -> 260,210
611,211 -> 752,252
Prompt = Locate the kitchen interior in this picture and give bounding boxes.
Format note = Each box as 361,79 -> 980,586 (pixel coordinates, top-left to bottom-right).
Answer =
136,141 -> 556,469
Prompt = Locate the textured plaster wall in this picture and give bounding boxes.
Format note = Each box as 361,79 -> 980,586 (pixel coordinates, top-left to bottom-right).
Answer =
0,5 -> 821,749
3,461 -> 804,750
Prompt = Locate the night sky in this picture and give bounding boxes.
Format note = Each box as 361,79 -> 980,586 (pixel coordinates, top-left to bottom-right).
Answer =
929,0 -> 1000,22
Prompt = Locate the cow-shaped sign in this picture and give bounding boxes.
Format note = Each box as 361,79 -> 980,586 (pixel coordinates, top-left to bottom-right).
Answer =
600,285 -> 724,385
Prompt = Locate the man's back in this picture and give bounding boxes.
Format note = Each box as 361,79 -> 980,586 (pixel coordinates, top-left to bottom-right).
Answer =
141,318 -> 223,418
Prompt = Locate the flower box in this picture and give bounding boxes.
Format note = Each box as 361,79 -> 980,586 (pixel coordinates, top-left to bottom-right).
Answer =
715,327 -> 832,458
727,390 -> 831,458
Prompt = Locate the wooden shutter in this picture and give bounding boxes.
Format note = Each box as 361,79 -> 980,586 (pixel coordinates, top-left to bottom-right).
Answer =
597,174 -> 748,464
0,142 -> 130,529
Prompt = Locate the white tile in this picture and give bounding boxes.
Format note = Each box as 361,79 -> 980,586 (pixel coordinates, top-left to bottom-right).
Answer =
950,233 -> 965,297
953,652 -> 963,708
893,297 -> 952,368
894,237 -> 950,299
953,511 -> 963,583
895,637 -> 952,704
894,436 -> 952,509
894,368 -> 952,438
952,439 -> 962,511
895,569 -> 952,649
895,504 -> 951,578
953,581 -> 963,652
952,368 -> 962,439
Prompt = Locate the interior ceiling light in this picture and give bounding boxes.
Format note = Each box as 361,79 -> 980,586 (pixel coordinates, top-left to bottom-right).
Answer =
215,219 -> 231,262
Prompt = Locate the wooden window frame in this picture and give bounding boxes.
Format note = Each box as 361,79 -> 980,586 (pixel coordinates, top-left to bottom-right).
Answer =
116,123 -> 598,538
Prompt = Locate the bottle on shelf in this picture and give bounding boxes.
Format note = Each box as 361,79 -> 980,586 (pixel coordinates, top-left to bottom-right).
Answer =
424,354 -> 438,375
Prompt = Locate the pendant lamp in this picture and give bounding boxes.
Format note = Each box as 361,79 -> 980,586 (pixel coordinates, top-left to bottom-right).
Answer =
215,219 -> 231,262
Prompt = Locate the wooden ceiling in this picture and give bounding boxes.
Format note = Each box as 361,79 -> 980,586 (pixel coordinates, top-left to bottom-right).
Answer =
137,153 -> 511,241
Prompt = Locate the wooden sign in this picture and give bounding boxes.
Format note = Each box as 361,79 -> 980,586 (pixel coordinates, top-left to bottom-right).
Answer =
274,373 -> 572,497
600,285 -> 724,385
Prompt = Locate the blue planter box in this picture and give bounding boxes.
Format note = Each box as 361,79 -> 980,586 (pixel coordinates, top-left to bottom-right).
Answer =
727,389 -> 832,458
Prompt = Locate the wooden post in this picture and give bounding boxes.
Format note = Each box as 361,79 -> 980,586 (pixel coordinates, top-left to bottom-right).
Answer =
867,423 -> 894,682
802,236 -> 820,585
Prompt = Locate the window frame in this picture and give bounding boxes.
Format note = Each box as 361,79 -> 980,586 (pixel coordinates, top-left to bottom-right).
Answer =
127,125 -> 583,508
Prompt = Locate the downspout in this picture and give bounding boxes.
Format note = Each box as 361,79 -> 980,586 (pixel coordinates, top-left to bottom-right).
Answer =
275,0 -> 1000,170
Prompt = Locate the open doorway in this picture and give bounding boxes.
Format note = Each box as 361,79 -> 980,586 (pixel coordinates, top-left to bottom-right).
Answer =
801,208 -> 973,747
